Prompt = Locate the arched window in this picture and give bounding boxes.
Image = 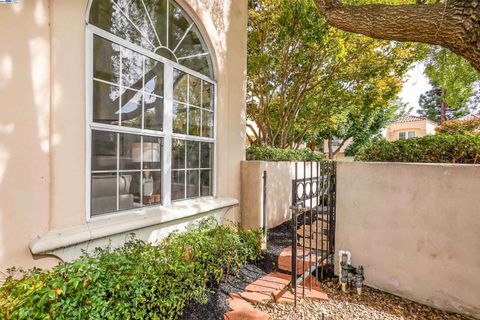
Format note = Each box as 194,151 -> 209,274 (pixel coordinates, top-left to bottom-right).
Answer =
87,0 -> 215,218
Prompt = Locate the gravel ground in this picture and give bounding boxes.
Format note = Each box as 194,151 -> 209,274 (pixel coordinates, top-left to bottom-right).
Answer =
256,281 -> 472,320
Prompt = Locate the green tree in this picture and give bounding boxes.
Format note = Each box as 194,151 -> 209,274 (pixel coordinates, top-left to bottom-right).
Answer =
247,0 -> 421,149
417,86 -> 469,123
316,103 -> 398,158
423,47 -> 480,122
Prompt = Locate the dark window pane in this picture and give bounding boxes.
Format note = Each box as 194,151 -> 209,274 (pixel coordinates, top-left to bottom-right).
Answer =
173,102 -> 187,134
168,2 -> 191,52
143,170 -> 161,206
115,0 -> 157,50
121,47 -> 144,90
92,131 -> 117,171
143,0 -> 168,48
173,69 -> 188,103
189,107 -> 201,136
119,171 -> 141,210
200,143 -> 213,169
142,136 -> 162,170
175,26 -> 204,60
187,141 -> 200,168
91,173 -> 117,216
187,170 -> 199,198
119,133 -> 141,170
144,57 -> 164,96
179,54 -> 212,78
90,1 -> 154,52
172,170 -> 185,200
202,82 -> 214,110
172,139 -> 185,169
202,110 -> 214,138
93,35 -> 121,84
120,89 -> 143,128
200,170 -> 212,197
189,76 -> 201,106
144,94 -> 163,131
93,81 -> 120,125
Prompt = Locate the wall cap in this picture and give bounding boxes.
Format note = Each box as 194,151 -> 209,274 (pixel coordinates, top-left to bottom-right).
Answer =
29,197 -> 239,254
340,161 -> 480,168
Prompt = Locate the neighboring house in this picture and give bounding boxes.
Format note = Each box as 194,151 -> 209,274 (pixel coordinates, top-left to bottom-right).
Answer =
383,115 -> 438,141
0,0 -> 247,272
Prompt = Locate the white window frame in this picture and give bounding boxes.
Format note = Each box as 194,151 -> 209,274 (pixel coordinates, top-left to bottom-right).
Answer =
85,24 -> 217,221
398,130 -> 416,140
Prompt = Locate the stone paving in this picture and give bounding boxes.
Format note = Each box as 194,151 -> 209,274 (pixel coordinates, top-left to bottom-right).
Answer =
223,247 -> 329,320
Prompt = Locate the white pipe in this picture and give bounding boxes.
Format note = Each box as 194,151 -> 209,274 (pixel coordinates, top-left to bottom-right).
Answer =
338,250 -> 352,277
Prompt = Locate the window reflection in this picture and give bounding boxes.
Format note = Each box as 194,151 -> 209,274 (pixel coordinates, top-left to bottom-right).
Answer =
90,0 -> 213,77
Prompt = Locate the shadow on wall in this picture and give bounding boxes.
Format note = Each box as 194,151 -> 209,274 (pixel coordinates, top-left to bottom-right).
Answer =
0,0 -> 60,273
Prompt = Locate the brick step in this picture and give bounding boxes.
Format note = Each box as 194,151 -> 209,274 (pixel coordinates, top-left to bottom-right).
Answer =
277,246 -> 325,275
297,236 -> 329,250
225,293 -> 270,320
238,272 -> 328,305
297,223 -> 329,238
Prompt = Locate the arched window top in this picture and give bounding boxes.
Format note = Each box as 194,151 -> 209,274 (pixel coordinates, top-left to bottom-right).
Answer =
88,0 -> 214,79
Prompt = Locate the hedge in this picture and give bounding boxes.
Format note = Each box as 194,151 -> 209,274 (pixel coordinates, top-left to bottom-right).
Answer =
435,117 -> 480,135
355,134 -> 480,164
0,220 -> 262,320
246,145 -> 325,161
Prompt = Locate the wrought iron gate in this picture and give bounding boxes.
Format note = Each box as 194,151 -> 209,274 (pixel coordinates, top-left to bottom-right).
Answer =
290,161 -> 336,305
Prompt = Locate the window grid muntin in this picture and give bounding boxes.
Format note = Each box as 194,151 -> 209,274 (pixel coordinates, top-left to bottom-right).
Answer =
91,130 -> 163,216
88,23 -> 216,219
171,138 -> 213,201
172,70 -> 214,138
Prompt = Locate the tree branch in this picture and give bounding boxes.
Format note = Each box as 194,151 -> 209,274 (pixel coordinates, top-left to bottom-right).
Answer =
314,0 -> 480,71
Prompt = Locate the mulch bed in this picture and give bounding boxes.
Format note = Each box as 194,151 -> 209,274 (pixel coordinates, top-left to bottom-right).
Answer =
181,263 -> 267,320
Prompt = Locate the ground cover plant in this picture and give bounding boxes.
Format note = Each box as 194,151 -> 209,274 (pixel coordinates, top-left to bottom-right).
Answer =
355,134 -> 480,164
0,220 -> 262,320
246,145 -> 325,162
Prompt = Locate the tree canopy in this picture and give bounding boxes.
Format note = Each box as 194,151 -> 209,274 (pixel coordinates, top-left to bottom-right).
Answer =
247,0 -> 422,149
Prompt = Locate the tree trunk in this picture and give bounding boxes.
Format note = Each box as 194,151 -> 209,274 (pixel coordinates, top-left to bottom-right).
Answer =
327,138 -> 334,159
440,87 -> 447,123
314,0 -> 480,72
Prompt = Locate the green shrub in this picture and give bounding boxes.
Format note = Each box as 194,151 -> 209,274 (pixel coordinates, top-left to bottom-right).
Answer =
355,134 -> 480,164
435,117 -> 480,135
0,220 -> 262,320
246,145 -> 325,161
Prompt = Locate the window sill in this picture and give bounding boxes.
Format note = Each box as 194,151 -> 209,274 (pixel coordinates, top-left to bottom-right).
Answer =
29,197 -> 238,255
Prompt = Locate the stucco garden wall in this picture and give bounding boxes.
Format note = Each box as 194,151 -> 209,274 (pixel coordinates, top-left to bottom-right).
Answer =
0,0 -> 248,273
241,161 -> 320,230
335,162 -> 480,318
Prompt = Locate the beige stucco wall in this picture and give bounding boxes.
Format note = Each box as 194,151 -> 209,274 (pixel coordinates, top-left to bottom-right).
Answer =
336,162 -> 480,318
0,0 -> 247,272
241,161 -> 320,230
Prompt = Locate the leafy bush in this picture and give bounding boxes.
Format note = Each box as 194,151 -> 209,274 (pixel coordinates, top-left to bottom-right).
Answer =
355,134 -> 480,164
435,117 -> 480,135
246,145 -> 325,161
0,220 -> 262,320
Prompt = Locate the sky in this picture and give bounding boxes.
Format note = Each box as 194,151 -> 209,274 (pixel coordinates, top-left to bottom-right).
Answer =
398,62 -> 431,115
